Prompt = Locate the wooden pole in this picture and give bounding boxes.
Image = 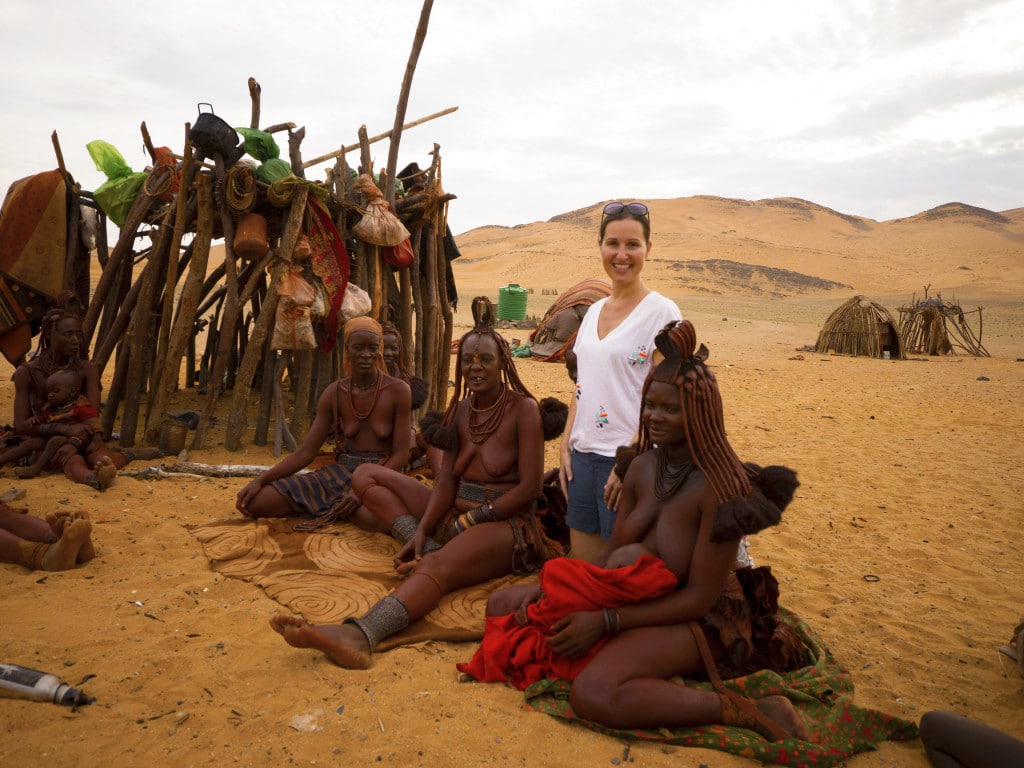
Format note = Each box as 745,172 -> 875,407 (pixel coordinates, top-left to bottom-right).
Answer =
50,131 -> 68,181
92,260 -> 147,373
254,329 -> 277,446
289,349 -> 313,439
101,334 -> 131,440
288,127 -> 307,179
385,0 -> 434,206
422,219 -> 440,411
118,207 -> 175,447
224,186 -> 309,451
144,171 -> 214,445
82,165 -> 170,346
300,106 -> 457,170
140,121 -> 157,164
248,77 -> 261,129
152,126 -> 194,405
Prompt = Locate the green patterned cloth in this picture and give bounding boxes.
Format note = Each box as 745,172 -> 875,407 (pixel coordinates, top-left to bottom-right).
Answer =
521,608 -> 918,766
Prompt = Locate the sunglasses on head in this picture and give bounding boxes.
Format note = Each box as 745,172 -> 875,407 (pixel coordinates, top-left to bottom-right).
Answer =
602,201 -> 650,218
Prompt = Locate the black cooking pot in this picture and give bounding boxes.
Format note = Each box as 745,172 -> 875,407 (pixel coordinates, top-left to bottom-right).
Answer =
189,103 -> 245,168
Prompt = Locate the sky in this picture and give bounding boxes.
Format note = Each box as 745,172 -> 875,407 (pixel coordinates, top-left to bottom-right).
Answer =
1,0 -> 1022,235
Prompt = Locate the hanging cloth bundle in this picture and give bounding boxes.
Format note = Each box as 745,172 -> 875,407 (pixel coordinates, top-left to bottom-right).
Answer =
271,265 -> 318,350
351,173 -> 410,246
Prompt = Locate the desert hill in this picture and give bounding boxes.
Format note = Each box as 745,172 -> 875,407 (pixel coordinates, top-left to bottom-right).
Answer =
452,196 -> 1024,301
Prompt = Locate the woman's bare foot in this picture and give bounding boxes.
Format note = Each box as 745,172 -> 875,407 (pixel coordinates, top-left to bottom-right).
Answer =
13,465 -> 43,479
47,511 -> 95,563
752,695 -> 809,741
39,516 -> 92,571
95,457 -> 117,491
270,615 -> 372,669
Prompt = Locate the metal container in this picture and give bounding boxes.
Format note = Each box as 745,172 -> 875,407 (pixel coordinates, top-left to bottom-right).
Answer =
189,103 -> 246,167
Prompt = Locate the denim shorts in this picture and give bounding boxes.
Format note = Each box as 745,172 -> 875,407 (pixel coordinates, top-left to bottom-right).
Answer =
565,450 -> 618,541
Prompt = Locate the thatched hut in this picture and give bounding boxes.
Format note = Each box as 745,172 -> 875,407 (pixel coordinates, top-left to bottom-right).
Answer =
814,295 -> 905,359
897,289 -> 989,357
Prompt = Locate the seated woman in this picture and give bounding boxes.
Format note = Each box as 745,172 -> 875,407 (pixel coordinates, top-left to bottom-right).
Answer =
269,297 -> 564,668
380,321 -> 429,411
236,317 -> 411,528
462,320 -> 810,742
379,320 -> 440,475
11,294 -> 129,491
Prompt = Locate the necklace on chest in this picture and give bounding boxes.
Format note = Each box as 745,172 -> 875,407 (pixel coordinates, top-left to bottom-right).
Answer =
348,372 -> 382,421
654,445 -> 695,500
468,385 -> 509,444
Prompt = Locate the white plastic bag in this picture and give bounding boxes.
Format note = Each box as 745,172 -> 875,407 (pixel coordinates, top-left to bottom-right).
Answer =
340,283 -> 372,321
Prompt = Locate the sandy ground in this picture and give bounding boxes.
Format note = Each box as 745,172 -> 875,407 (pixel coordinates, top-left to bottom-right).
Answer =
1,196 -> 1022,767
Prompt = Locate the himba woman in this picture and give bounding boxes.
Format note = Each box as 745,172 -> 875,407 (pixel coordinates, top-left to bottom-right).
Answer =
462,320 -> 811,742
380,319 -> 440,475
11,292 -> 131,490
235,316 -> 411,527
270,297 -> 564,668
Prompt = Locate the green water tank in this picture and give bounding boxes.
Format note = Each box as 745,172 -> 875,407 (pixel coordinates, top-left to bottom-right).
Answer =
497,284 -> 528,321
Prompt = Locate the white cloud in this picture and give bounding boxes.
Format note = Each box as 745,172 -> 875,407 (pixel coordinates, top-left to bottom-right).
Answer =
1,0 -> 1021,234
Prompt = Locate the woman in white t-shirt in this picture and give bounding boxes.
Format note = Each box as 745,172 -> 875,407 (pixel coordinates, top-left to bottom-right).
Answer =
558,201 -> 682,562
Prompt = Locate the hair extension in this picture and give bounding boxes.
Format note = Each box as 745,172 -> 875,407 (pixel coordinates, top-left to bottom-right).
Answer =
638,320 -> 752,503
638,320 -> 798,540
538,397 -> 568,441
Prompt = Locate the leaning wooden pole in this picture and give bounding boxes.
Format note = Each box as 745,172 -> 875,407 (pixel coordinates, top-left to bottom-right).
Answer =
422,218 -> 441,412
191,156 -> 242,450
384,0 -> 434,205
224,186 -> 309,451
144,171 -> 214,445
82,165 -> 171,347
118,208 -> 175,447
153,127 -> 195,396
301,106 -> 457,170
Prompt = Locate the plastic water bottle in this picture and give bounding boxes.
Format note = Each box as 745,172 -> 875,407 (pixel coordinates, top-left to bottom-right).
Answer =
0,663 -> 95,706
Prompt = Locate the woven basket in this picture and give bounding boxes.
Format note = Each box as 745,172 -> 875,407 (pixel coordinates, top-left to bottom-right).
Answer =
158,418 -> 189,456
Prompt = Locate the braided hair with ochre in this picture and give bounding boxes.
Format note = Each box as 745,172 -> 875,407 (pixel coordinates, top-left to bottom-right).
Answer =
638,320 -> 799,541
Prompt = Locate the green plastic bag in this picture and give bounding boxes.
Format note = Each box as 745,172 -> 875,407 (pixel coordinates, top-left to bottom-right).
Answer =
235,127 -> 280,162
256,158 -> 292,184
86,140 -> 147,227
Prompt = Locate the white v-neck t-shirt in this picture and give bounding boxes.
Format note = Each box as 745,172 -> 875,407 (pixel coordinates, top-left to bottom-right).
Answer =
569,292 -> 682,456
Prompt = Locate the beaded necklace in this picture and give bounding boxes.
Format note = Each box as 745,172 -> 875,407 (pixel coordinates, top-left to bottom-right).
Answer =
468,384 -> 509,444
654,445 -> 695,500
348,371 -> 383,421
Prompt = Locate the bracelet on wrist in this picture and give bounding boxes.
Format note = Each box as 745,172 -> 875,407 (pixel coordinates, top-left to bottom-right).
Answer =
603,607 -> 620,637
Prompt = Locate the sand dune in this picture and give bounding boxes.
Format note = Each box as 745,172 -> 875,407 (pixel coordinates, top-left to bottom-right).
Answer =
455,196 -> 1024,301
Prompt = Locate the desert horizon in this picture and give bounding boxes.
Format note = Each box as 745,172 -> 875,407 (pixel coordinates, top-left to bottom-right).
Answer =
1,194 -> 1021,768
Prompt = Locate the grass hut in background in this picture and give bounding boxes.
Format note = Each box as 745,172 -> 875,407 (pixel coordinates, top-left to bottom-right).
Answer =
897,288 -> 989,357
814,295 -> 905,359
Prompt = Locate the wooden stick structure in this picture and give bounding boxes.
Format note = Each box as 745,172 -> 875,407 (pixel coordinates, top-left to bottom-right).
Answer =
41,5 -> 460,451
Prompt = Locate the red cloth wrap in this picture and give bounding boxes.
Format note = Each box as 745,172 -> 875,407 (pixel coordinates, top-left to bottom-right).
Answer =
458,554 -> 677,690
305,197 -> 349,351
